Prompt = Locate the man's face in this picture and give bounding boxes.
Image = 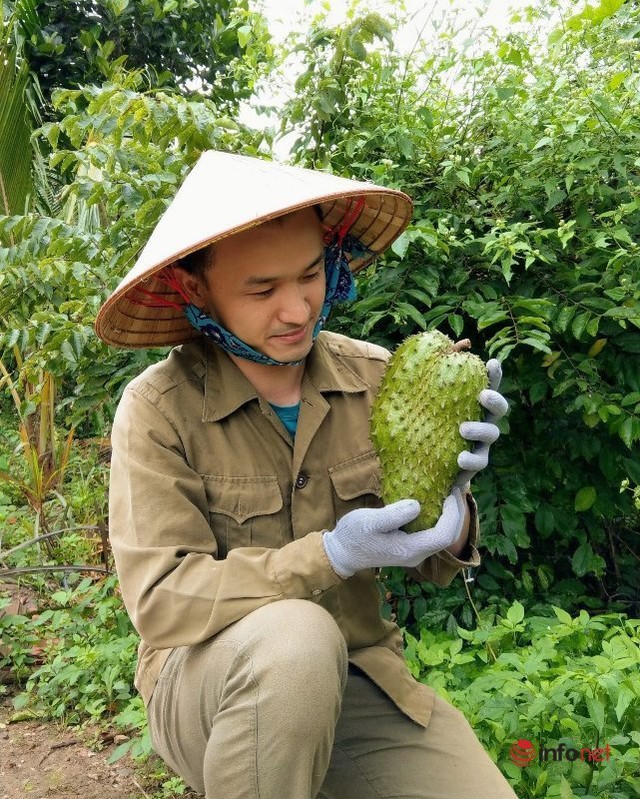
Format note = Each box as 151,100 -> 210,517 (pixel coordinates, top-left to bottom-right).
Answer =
190,207 -> 326,363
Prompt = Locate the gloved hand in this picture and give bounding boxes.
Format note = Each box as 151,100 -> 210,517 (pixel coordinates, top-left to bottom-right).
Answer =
322,488 -> 466,579
455,359 -> 508,488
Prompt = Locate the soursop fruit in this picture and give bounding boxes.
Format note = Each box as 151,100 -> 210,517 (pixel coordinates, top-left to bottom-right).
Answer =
370,330 -> 488,532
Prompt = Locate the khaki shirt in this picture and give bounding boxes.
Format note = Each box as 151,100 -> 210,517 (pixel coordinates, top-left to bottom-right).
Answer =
109,331 -> 481,727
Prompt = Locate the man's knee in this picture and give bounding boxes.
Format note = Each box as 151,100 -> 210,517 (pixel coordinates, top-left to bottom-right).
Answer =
242,599 -> 348,680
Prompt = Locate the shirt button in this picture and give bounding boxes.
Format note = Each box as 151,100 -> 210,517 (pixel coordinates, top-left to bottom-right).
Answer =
312,589 -> 322,596
295,472 -> 309,489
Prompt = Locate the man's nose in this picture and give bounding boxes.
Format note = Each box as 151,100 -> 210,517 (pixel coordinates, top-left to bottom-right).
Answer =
278,284 -> 312,323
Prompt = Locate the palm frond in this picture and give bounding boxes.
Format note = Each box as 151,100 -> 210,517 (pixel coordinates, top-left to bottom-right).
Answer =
0,9 -> 34,216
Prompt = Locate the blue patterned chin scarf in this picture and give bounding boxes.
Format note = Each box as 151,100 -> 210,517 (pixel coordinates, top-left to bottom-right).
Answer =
182,232 -> 371,366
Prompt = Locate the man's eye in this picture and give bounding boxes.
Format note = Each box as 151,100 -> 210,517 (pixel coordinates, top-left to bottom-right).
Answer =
252,288 -> 274,298
303,270 -> 322,281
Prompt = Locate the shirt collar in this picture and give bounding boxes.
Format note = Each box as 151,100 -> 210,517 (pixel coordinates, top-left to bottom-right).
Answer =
202,332 -> 368,422
305,332 -> 370,394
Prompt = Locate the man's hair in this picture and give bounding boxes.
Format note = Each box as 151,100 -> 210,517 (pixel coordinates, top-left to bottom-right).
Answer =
177,205 -> 324,280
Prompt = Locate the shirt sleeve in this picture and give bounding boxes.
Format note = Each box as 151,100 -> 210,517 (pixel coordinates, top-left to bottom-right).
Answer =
407,494 -> 481,587
109,386 -> 340,650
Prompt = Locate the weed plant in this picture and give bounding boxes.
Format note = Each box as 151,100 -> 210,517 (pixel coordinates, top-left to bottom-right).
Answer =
405,603 -> 640,798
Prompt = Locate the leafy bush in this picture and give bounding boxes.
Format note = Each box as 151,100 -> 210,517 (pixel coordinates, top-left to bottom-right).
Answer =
5,578 -> 638,798
0,595 -> 39,682
405,602 -> 640,798
0,73 -> 267,431
11,576 -> 138,723
22,0 -> 272,107
1,7 -> 639,798
283,0 -> 640,615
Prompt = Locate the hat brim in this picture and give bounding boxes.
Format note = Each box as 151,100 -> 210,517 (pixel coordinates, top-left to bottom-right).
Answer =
95,152 -> 413,348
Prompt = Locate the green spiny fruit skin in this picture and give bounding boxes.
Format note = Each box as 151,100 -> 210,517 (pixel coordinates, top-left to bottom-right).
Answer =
370,330 -> 488,532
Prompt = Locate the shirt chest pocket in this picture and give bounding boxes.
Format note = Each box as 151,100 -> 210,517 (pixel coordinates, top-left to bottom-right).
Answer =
328,450 -> 383,522
203,475 -> 285,558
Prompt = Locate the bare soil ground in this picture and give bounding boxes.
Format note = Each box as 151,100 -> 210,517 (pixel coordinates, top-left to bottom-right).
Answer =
0,697 -> 143,799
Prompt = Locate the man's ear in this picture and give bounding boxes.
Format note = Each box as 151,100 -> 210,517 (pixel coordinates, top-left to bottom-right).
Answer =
172,266 -> 208,309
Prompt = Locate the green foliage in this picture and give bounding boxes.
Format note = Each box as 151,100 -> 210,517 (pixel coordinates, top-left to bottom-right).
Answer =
0,595 -> 38,681
1,575 -> 156,770
108,695 -> 153,763
1,7 -> 639,797
283,6 -> 396,154
4,577 -> 638,798
11,576 -> 138,723
0,428 -> 110,582
404,603 -> 640,798
0,73 -> 267,427
0,0 -> 37,214
22,0 -> 273,107
283,0 -> 640,612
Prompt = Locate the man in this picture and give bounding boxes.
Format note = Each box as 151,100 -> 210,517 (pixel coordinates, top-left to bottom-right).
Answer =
96,151 -> 514,798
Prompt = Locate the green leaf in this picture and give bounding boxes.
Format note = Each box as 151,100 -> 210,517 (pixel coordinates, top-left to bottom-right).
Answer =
447,313 -> 464,337
520,337 -> 551,354
398,135 -> 413,159
535,506 -> 554,536
533,136 -> 552,150
60,339 -> 77,364
553,606 -> 573,625
391,232 -> 410,258
609,71 -> 628,91
107,739 -> 133,764
237,25 -> 252,49
506,600 -> 524,625
586,696 -> 605,734
572,541 -> 596,576
477,311 -> 509,330
0,53 -> 33,215
545,188 -> 566,211
501,504 -> 526,537
574,486 -> 597,511
560,775 -> 575,799
405,289 -> 433,308
316,91 -> 335,116
555,306 -> 575,332
412,272 -> 439,297
529,382 -> 547,404
615,686 -> 635,722
618,417 -> 634,449
11,693 -> 30,710
622,457 -> 640,485
620,392 -> 640,407
417,107 -> 433,128
109,0 -> 130,15
455,169 -> 470,187
593,0 -> 625,23
396,302 -> 426,330
349,36 -> 367,61
571,312 -> 590,339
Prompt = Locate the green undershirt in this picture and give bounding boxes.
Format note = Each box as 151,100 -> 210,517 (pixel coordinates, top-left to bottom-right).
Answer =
269,401 -> 301,438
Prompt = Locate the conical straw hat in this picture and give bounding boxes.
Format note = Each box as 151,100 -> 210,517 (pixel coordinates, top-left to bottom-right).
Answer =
95,150 -> 413,348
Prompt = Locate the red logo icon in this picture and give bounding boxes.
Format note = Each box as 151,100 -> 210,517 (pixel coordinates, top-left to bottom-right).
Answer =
510,739 -> 536,767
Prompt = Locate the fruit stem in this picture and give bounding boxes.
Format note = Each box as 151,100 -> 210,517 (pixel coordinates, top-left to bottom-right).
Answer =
452,339 -> 472,352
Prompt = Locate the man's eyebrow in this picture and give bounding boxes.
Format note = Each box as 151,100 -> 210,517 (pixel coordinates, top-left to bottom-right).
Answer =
243,252 -> 325,287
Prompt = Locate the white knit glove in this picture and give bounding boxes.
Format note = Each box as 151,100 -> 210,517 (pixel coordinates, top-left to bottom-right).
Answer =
322,488 -> 466,579
456,359 -> 508,488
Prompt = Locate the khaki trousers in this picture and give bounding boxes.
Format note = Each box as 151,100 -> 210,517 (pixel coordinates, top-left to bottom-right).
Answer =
147,600 -> 518,799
